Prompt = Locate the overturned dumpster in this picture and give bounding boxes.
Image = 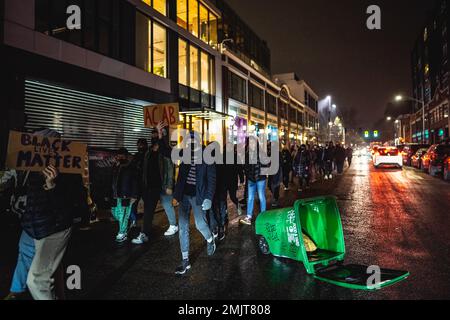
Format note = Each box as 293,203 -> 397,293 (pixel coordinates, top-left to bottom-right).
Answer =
255,196 -> 409,290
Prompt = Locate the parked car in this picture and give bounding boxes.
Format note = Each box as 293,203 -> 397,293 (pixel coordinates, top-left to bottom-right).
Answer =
402,144 -> 430,166
410,148 -> 429,169
443,156 -> 450,181
422,144 -> 450,176
373,147 -> 403,168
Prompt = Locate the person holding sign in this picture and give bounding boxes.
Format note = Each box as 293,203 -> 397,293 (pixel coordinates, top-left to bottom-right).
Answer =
19,128 -> 87,300
132,121 -> 174,245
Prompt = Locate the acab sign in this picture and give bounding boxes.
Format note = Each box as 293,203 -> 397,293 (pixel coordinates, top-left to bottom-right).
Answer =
144,103 -> 180,128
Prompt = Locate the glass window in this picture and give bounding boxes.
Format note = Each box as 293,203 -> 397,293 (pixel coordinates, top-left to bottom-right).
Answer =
209,13 -> 218,47
190,46 -> 199,90
201,51 -> 210,93
177,0 -> 188,29
153,0 -> 166,16
228,71 -> 246,103
200,4 -> 209,43
153,22 -> 166,77
142,0 -> 166,16
136,12 -> 167,78
188,0 -> 199,37
136,12 -> 150,72
179,39 -> 188,86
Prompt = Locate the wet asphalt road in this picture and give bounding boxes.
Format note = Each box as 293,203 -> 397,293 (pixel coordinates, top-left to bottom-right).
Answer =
1,156 -> 449,300
101,156 -> 450,300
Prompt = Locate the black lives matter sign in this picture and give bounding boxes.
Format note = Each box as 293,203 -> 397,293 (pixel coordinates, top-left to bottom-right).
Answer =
6,131 -> 87,174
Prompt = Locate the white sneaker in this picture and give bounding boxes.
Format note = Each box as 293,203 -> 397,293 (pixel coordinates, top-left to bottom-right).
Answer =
164,225 -> 179,236
132,232 -> 149,245
329,175 -> 333,179
324,176 -> 328,180
115,233 -> 127,243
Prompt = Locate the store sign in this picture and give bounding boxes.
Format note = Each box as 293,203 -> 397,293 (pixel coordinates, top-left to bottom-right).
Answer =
6,131 -> 87,174
144,103 -> 180,128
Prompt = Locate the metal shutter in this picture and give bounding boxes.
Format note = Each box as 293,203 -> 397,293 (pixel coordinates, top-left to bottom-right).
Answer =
24,79 -> 153,153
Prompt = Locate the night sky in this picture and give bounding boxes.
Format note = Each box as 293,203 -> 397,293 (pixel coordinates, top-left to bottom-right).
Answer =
225,0 -> 438,129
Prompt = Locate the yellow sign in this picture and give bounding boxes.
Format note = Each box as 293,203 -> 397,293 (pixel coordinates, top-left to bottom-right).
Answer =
6,131 -> 87,175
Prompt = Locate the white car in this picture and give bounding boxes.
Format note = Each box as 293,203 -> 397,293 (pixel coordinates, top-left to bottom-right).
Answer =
373,147 -> 403,168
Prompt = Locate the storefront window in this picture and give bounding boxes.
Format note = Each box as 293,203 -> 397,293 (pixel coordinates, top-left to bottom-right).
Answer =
179,39 -> 188,86
136,12 -> 167,78
177,0 -> 188,29
190,46 -> 199,89
142,0 -> 167,16
200,4 -> 209,43
201,52 -> 210,93
188,0 -> 199,37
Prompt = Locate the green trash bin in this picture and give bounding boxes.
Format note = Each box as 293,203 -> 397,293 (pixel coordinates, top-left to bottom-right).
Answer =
255,196 -> 409,290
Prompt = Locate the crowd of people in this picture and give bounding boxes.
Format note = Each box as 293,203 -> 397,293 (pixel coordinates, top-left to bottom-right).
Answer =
1,123 -> 354,299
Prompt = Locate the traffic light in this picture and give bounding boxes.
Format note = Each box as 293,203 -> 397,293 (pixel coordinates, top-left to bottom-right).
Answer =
364,131 -> 370,138
373,130 -> 379,138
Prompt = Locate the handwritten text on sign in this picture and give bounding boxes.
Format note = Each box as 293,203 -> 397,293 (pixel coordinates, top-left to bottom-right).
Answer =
144,103 -> 180,128
6,131 -> 87,174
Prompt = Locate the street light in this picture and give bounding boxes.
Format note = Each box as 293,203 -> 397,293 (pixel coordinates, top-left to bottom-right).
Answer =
394,93 -> 426,143
387,116 -> 392,121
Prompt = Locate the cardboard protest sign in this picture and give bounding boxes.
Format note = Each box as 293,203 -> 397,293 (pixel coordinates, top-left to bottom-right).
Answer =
6,131 -> 87,175
144,103 -> 180,129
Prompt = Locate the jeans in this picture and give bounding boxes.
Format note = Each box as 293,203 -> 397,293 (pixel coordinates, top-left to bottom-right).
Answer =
27,228 -> 72,300
111,199 -> 133,235
178,195 -> 212,260
10,231 -> 35,293
247,179 -> 267,219
336,161 -> 345,174
160,193 -> 177,226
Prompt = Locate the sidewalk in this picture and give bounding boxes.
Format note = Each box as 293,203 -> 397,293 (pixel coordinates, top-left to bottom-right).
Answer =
0,168 -> 348,299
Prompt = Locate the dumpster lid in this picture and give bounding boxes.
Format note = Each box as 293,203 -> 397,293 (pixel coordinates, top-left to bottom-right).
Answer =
314,264 -> 409,291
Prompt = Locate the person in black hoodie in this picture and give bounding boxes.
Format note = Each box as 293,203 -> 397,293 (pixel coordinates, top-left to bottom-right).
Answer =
23,129 -> 87,300
281,143 -> 292,190
293,144 -> 311,192
334,143 -> 347,174
132,122 -> 173,245
129,138 -> 148,228
323,141 -> 335,180
111,147 -> 138,243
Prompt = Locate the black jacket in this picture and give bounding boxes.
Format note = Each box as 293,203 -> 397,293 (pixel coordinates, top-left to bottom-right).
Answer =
174,163 -> 216,206
21,172 -> 86,240
323,147 -> 335,162
335,146 -> 347,162
112,161 -> 139,199
281,149 -> 293,168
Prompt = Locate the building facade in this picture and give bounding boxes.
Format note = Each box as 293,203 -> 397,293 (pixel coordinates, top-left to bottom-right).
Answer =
0,0 -> 320,166
411,0 -> 450,144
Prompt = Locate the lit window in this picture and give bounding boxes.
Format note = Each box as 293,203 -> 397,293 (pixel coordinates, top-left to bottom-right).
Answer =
190,45 -> 199,89
177,0 -> 188,29
153,0 -> 166,16
199,4 -> 209,43
142,0 -> 166,16
188,0 -> 199,37
179,39 -> 188,86
209,13 -> 218,47
135,12 -> 167,78
153,22 -> 166,77
201,51 -> 209,93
